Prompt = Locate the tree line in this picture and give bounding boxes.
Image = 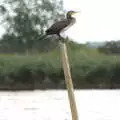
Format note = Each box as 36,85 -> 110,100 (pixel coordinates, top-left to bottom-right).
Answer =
0,0 -> 64,53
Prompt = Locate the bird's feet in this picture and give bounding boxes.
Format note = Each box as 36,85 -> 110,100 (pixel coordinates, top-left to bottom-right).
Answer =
59,36 -> 67,43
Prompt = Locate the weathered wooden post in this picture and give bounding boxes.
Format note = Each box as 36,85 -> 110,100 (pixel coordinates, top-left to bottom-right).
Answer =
59,41 -> 79,120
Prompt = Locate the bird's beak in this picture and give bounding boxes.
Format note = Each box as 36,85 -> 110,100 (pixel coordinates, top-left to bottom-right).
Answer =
72,11 -> 80,15
75,11 -> 80,14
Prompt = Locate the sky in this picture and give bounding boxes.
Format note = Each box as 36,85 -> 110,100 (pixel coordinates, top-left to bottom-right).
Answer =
63,0 -> 120,43
0,0 -> 120,43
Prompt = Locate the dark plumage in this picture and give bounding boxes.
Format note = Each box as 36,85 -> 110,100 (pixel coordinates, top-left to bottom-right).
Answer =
46,11 -> 78,38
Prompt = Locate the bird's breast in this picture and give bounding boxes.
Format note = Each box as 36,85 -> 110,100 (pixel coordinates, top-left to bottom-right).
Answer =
61,18 -> 76,32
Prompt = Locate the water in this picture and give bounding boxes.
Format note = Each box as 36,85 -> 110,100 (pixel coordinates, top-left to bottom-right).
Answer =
0,90 -> 120,120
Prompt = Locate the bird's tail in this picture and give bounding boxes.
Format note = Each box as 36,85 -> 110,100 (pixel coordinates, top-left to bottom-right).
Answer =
38,34 -> 47,41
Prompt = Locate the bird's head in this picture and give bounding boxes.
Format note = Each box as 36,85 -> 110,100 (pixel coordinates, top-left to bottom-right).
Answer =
67,10 -> 80,19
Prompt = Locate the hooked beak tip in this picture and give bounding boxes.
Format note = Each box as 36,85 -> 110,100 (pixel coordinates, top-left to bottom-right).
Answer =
74,11 -> 81,14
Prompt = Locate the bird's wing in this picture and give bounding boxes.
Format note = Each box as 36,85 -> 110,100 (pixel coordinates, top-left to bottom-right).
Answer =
46,19 -> 71,34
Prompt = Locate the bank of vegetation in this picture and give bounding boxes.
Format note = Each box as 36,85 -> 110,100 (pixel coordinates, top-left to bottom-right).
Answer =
0,43 -> 120,90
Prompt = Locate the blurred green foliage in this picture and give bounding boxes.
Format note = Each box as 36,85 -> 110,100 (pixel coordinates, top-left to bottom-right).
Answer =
0,0 -> 64,53
98,41 -> 120,54
0,43 -> 120,89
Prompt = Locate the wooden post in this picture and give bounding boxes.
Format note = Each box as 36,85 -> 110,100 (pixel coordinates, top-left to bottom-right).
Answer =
59,41 -> 79,120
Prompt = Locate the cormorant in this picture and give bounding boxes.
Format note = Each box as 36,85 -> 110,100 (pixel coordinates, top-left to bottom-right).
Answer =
46,10 -> 79,40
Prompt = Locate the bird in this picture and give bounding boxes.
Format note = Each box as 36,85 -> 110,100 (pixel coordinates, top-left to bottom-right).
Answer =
45,10 -> 79,42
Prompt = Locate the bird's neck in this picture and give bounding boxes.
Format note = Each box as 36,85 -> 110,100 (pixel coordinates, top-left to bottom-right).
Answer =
67,15 -> 73,19
67,16 -> 75,21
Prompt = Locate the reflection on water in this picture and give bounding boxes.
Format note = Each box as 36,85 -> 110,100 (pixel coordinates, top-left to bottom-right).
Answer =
0,90 -> 120,120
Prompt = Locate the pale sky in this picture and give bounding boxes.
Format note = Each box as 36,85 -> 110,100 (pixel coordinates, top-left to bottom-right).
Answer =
0,0 -> 120,43
63,0 -> 120,43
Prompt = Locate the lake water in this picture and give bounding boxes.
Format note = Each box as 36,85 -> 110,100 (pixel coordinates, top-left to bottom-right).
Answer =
0,90 -> 120,120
